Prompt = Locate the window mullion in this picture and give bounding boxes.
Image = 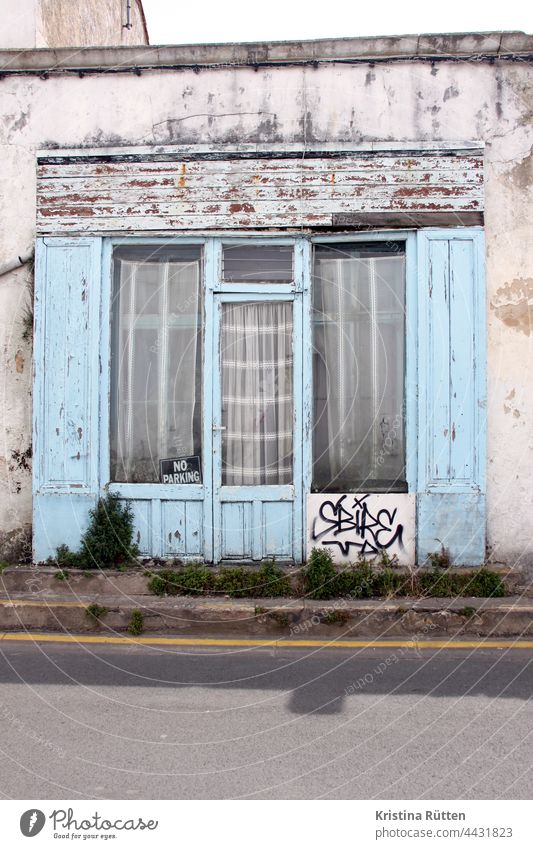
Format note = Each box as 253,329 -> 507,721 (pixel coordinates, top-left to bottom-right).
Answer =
158,262 -> 170,462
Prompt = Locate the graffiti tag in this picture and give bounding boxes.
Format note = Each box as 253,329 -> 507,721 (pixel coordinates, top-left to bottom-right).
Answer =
311,494 -> 404,557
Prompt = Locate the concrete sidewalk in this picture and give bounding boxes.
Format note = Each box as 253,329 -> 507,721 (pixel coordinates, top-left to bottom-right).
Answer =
1,567 -> 532,639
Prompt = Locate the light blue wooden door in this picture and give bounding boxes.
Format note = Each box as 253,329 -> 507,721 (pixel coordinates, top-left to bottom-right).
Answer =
417,228 -> 486,565
212,292 -> 303,562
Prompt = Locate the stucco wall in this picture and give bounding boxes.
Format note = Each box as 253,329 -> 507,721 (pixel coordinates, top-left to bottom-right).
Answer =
0,47 -> 531,565
0,0 -> 148,49
1,0 -> 38,49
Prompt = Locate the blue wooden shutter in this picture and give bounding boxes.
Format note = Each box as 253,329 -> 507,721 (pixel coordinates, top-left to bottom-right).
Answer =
33,237 -> 102,561
417,229 -> 486,565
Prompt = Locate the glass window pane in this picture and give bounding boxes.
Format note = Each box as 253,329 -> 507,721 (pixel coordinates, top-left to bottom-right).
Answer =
221,301 -> 293,485
312,242 -> 406,493
110,246 -> 203,483
222,245 -> 293,284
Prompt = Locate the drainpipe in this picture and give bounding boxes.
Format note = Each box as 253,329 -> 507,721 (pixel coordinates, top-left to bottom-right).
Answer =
0,254 -> 33,280
123,0 -> 133,29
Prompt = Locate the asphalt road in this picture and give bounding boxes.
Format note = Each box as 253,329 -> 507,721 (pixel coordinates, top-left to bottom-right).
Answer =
0,640 -> 532,799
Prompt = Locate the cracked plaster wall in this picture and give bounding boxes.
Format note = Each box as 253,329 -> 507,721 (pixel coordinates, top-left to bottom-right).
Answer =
1,58 -> 532,564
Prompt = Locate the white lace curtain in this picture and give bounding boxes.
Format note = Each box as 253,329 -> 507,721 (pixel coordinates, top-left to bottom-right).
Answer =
112,258 -> 201,482
221,301 -> 293,486
313,253 -> 405,491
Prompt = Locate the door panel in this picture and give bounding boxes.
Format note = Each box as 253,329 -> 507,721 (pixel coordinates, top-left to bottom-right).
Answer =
162,500 -> 204,557
213,294 -> 303,561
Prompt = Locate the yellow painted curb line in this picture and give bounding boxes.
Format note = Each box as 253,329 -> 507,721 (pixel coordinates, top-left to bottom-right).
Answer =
0,599 -> 88,608
0,633 -> 533,649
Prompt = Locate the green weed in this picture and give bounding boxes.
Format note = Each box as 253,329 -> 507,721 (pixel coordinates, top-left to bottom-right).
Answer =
128,609 -> 144,636
85,603 -> 109,621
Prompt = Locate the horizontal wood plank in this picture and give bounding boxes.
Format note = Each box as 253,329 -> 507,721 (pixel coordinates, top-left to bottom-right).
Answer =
37,153 -> 484,233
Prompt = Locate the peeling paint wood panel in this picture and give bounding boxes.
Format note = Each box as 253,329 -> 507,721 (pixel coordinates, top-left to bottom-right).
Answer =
449,239 -> 476,482
263,502 -> 293,558
428,240 -> 452,482
417,493 -> 486,567
33,493 -> 97,561
221,503 -> 252,559
34,238 -> 101,492
33,238 -> 102,561
419,230 -> 484,492
162,500 -> 204,557
416,229 -> 486,565
37,156 -> 484,179
36,154 -> 484,233
125,499 -> 152,557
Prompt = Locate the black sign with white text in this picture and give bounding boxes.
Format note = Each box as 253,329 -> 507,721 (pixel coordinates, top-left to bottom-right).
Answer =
160,456 -> 202,485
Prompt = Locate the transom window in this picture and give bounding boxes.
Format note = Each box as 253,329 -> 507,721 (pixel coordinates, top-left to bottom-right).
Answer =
222,244 -> 293,284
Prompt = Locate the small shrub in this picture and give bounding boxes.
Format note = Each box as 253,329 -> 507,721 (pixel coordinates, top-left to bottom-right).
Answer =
214,567 -> 256,598
147,572 -> 168,595
86,603 -> 109,621
465,568 -> 505,598
254,606 -> 268,616
49,494 -> 139,570
251,561 -> 292,597
48,544 -> 86,569
333,562 -> 375,598
418,567 -> 457,598
374,567 -> 406,597
304,548 -> 336,599
128,609 -> 144,635
81,494 -> 139,569
458,605 -> 476,618
54,569 -> 69,581
179,564 -> 215,594
148,565 -> 213,596
418,566 -> 505,598
428,545 -> 451,570
379,551 -> 400,569
0,561 -> 9,573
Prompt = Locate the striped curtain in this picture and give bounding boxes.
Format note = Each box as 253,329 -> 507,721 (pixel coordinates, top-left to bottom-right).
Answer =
221,301 -> 293,486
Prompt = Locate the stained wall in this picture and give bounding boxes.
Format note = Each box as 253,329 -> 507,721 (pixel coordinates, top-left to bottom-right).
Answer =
0,37 -> 531,564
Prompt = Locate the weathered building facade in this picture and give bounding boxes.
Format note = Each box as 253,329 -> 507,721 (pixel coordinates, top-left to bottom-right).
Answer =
0,33 -> 532,567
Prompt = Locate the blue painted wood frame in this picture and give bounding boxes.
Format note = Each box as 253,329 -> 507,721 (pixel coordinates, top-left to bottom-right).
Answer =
306,233 -> 418,478
33,237 -> 102,560
101,237 -> 212,560
211,291 -> 303,562
416,228 -> 486,565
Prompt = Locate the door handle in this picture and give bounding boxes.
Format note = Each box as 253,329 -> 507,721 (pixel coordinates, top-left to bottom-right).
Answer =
212,425 -> 227,431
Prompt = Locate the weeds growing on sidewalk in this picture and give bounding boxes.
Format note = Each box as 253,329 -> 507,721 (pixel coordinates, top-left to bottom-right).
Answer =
148,560 -> 292,598
128,609 -> 144,635
148,548 -> 506,600
85,603 -> 109,621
